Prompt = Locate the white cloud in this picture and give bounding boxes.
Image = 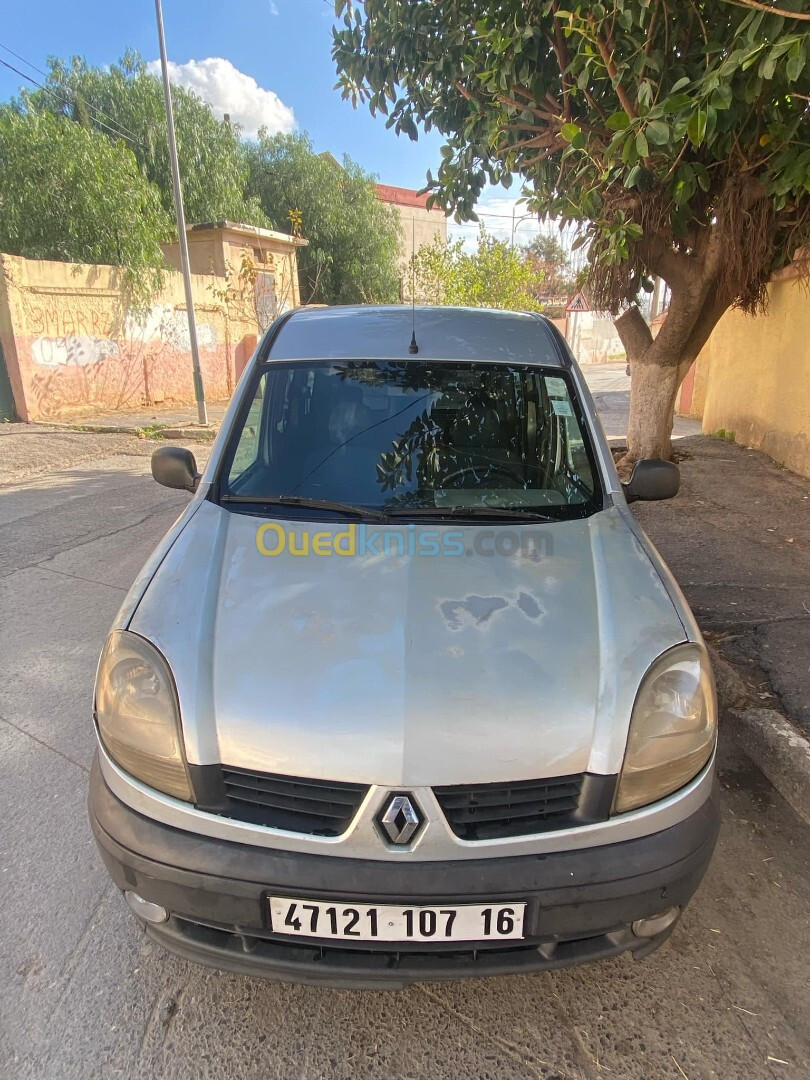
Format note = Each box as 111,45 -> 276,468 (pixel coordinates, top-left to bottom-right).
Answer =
269,1 -> 279,14
146,57 -> 295,138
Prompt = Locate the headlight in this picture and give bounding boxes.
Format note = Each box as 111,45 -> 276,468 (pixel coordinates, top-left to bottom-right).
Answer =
95,630 -> 192,801
614,644 -> 716,813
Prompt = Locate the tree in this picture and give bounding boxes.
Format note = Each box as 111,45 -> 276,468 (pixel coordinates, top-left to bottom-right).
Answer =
244,131 -> 402,304
0,108 -> 169,306
414,228 -> 545,310
28,52 -> 265,227
333,1 -> 810,463
522,233 -> 576,314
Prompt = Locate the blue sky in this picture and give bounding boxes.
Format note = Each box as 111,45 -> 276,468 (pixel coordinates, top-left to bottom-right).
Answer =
0,0 -> 549,246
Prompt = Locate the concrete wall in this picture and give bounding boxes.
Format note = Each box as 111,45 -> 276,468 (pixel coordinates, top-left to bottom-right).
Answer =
565,311 -> 626,364
162,224 -> 305,311
678,262 -> 810,477
0,253 -> 261,421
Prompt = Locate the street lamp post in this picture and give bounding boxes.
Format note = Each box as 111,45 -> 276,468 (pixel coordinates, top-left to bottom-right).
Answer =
154,0 -> 208,426
510,208 -> 537,248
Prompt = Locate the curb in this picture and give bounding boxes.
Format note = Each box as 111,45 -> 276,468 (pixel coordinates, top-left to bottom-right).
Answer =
34,421 -> 219,441
726,706 -> 810,827
36,421 -> 140,436
158,426 -> 219,440
709,645 -> 810,826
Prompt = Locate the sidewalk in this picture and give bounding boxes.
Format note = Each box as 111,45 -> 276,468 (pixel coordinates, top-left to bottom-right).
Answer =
580,362 -> 702,440
35,401 -> 230,437
633,434 -> 810,820
0,402 -> 227,484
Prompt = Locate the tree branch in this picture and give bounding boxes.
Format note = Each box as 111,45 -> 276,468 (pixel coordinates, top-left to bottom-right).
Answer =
587,15 -> 637,119
497,130 -> 562,156
498,93 -> 560,123
637,235 -> 693,294
550,2 -> 573,121
680,285 -> 729,364
615,305 -> 654,359
723,0 -> 810,21
522,142 -> 567,168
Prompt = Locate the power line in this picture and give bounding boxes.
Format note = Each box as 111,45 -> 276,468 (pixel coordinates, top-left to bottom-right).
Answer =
0,49 -> 143,148
0,41 -> 142,142
0,41 -> 58,81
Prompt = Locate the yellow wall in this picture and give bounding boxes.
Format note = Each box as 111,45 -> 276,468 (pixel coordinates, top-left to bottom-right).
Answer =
680,265 -> 810,477
0,253 -> 266,421
161,224 -> 305,310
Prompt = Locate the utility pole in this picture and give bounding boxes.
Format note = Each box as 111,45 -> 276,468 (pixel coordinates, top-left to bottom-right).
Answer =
154,0 -> 208,425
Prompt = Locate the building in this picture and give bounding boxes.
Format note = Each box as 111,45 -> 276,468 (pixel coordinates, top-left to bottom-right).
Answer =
162,221 -> 308,321
375,184 -> 448,298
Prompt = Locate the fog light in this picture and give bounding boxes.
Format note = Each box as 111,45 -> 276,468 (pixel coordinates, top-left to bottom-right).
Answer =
631,907 -> 680,938
125,890 -> 170,924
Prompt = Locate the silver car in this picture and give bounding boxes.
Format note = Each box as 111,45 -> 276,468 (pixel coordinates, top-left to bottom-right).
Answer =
89,306 -> 719,989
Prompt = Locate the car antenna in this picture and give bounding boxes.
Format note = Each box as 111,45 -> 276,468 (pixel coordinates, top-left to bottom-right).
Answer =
409,216 -> 419,354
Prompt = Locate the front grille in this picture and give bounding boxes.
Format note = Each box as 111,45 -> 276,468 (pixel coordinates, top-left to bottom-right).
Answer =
219,767 -> 368,836
434,774 -> 585,840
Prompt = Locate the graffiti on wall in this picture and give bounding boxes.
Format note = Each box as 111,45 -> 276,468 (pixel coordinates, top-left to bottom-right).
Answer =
123,306 -> 218,352
30,306 -> 218,371
26,302 -> 116,340
31,336 -> 119,368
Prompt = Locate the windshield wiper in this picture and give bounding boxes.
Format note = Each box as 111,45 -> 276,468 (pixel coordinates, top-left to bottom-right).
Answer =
220,495 -> 388,521
384,505 -> 560,521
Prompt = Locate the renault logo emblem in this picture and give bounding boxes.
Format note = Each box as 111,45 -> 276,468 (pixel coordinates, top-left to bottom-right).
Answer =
378,794 -> 422,845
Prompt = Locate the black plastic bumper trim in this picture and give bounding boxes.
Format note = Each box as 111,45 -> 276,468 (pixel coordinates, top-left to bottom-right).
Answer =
88,755 -> 720,986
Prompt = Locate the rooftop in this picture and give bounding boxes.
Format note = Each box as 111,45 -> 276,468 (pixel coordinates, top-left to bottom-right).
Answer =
375,184 -> 444,212
187,221 -> 309,247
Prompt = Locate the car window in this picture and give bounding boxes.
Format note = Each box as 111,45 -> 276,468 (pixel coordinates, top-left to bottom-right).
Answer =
221,360 -> 601,517
228,373 -> 267,484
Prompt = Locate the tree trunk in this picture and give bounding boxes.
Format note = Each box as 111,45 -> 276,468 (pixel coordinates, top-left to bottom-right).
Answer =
625,353 -> 682,461
613,276 -> 729,468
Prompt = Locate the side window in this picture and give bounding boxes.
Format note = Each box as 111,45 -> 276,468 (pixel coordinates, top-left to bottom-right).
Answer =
228,373 -> 267,486
543,375 -> 594,494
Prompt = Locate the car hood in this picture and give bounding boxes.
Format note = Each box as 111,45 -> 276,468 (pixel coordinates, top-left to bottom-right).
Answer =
128,502 -> 687,785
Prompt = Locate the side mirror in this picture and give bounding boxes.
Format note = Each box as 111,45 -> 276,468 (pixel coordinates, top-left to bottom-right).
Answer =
622,459 -> 680,503
151,446 -> 200,492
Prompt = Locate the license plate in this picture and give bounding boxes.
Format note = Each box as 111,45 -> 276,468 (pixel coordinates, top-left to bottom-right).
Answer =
269,896 -> 526,942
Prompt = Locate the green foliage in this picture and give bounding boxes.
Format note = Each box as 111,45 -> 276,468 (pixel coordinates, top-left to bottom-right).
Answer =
522,233 -> 577,310
244,132 -> 401,304
413,229 -> 544,311
27,52 -> 265,226
334,1 -> 810,314
0,108 -> 169,306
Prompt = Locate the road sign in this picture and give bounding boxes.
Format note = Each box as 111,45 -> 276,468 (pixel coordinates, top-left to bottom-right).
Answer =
565,291 -> 591,313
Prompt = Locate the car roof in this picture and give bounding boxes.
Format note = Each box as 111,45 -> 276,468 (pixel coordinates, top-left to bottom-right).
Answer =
265,305 -> 567,367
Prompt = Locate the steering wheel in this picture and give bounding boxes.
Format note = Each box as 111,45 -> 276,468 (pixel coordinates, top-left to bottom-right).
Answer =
437,463 -> 527,489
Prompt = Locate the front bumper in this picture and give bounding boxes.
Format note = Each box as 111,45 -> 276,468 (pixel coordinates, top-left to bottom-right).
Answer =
89,756 -> 720,989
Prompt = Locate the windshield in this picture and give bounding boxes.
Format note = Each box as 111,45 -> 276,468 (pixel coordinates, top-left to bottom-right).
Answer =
220,360 -> 602,518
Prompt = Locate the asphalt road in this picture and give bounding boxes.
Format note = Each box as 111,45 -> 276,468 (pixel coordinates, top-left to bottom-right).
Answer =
1,412 -> 808,1078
